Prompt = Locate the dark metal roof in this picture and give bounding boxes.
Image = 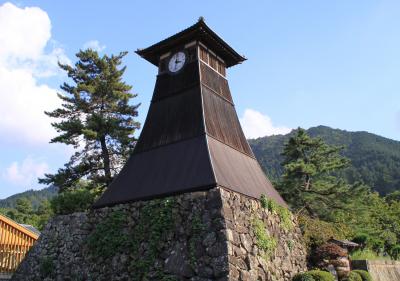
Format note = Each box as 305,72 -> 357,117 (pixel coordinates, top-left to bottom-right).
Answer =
136,18 -> 246,68
93,136 -> 216,208
208,136 -> 287,207
19,224 -> 41,236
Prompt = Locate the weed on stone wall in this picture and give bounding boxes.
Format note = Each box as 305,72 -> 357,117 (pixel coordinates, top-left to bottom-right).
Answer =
129,197 -> 176,280
87,210 -> 129,258
260,194 -> 293,231
86,197 -> 177,280
252,217 -> 277,258
189,213 -> 205,267
39,256 -> 55,278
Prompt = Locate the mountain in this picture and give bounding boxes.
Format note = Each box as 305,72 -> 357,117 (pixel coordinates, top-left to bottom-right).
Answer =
0,186 -> 58,209
249,126 -> 400,195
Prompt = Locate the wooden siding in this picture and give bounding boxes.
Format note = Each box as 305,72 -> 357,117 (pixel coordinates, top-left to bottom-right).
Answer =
0,215 -> 38,274
200,62 -> 232,102
202,86 -> 253,157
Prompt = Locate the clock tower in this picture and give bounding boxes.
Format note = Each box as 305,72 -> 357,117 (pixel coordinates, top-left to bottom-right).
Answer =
94,18 -> 286,208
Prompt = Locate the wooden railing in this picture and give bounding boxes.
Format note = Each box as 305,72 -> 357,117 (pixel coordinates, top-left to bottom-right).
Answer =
0,215 -> 39,274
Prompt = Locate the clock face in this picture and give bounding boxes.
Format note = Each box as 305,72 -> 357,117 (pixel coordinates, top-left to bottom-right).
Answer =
168,51 -> 186,73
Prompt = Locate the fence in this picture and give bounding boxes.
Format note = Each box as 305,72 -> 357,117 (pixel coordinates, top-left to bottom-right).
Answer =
0,214 -> 39,274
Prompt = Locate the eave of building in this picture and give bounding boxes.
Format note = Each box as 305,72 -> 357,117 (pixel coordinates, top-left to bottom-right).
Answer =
0,214 -> 40,240
135,19 -> 246,68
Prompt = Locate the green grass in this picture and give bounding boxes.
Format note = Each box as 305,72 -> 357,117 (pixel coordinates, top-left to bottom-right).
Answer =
350,249 -> 392,261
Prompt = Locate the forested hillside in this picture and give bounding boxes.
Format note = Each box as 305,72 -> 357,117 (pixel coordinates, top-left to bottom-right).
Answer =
249,126 -> 400,195
0,185 -> 58,209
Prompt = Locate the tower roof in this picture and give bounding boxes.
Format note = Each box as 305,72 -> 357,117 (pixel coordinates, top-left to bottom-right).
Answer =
136,18 -> 246,67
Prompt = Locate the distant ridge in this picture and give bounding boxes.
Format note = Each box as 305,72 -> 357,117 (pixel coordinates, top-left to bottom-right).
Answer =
249,125 -> 400,195
0,186 -> 58,209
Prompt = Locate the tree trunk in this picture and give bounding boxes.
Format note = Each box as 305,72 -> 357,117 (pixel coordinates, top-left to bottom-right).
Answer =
100,136 -> 112,185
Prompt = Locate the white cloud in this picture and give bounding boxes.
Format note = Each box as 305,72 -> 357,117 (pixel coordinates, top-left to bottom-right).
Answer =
240,109 -> 292,139
83,40 -> 106,52
0,2 -> 70,145
3,156 -> 49,186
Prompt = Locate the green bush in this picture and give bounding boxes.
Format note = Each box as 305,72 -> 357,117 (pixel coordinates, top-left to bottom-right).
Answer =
50,188 -> 96,215
292,272 -> 315,281
369,238 -> 384,254
345,271 -> 362,281
350,248 -> 391,261
352,270 -> 372,281
307,270 -> 335,281
293,270 -> 334,281
352,233 -> 369,248
390,245 -> 400,260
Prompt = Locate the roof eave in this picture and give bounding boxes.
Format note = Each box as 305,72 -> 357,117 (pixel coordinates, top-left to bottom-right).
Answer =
135,20 -> 246,68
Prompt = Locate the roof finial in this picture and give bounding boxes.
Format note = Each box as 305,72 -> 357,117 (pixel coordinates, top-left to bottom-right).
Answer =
198,16 -> 205,22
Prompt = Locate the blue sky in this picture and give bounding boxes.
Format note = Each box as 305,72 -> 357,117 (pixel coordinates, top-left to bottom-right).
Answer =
0,0 -> 399,198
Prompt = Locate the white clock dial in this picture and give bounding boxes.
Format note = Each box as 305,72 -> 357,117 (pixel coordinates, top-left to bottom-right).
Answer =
168,51 -> 186,73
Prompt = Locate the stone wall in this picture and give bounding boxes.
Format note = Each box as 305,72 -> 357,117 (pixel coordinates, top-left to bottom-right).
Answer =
12,187 -> 307,281
352,260 -> 400,281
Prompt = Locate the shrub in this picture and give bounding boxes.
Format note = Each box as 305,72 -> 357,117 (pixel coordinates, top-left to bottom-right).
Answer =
307,270 -> 335,281
344,271 -> 362,281
50,188 -> 96,215
292,272 -> 315,281
315,243 -> 347,261
293,270 -> 334,281
369,238 -> 384,254
390,245 -> 400,260
352,270 -> 372,281
350,248 -> 390,260
352,233 -> 369,248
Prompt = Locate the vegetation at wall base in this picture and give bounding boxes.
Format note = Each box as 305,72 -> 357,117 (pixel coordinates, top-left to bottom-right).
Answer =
292,270 -> 335,281
344,271 -> 362,281
351,270 -> 373,281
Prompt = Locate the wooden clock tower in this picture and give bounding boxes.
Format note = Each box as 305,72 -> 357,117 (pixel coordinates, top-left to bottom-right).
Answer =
94,18 -> 286,208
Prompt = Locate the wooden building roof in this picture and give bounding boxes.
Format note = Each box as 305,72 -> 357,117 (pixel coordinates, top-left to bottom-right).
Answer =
136,18 -> 246,68
94,21 -> 286,208
0,214 -> 39,240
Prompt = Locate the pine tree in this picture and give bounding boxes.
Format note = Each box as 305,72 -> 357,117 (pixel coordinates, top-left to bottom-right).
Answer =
277,128 -> 363,219
39,49 -> 140,192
